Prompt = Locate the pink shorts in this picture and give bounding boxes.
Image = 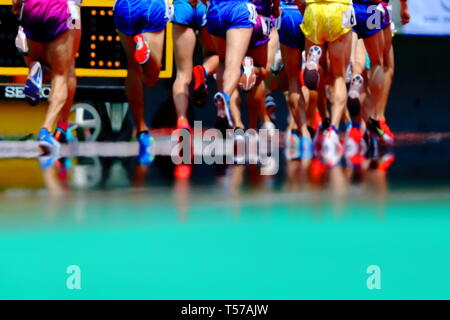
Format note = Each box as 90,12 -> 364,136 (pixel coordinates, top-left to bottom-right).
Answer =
20,0 -> 72,42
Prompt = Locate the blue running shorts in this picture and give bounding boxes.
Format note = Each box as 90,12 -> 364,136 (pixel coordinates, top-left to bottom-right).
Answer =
171,0 -> 207,29
114,0 -> 169,36
207,0 -> 256,39
276,7 -> 305,50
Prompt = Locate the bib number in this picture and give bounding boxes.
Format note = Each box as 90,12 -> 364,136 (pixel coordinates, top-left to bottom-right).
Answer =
247,3 -> 257,25
67,0 -> 81,30
261,16 -> 272,36
342,7 -> 356,28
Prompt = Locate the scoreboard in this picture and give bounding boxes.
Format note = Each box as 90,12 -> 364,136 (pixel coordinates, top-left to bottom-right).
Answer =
0,0 -> 173,79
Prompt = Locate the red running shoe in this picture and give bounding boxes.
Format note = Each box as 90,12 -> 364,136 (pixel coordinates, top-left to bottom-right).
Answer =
134,34 -> 150,65
192,65 -> 208,105
379,118 -> 395,145
177,116 -> 191,131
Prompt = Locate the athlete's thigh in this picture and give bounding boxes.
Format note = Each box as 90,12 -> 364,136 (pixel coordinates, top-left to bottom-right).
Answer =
248,43 -> 268,68
225,28 -> 252,65
199,27 -> 217,55
363,30 -> 384,66
173,24 -> 196,72
280,43 -> 300,79
143,29 -> 166,66
382,26 -> 393,64
266,29 -> 279,70
211,34 -> 227,60
47,30 -> 75,75
328,31 -> 352,78
27,39 -> 48,65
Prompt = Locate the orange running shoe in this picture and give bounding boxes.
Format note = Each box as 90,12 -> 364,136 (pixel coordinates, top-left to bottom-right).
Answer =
134,34 -> 150,65
174,164 -> 192,179
177,116 -> 191,131
192,65 -> 208,105
379,118 -> 395,144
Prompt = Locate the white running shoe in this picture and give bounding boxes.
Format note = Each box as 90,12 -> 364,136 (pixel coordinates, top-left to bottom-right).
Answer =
239,56 -> 257,92
320,128 -> 343,167
15,26 -> 28,55
347,74 -> 364,116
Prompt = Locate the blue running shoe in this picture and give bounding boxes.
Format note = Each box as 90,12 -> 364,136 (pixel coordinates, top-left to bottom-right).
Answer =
285,129 -> 301,161
300,136 -> 313,160
38,128 -> 61,156
24,62 -> 43,106
38,155 -> 58,170
214,92 -> 234,129
137,131 -> 154,165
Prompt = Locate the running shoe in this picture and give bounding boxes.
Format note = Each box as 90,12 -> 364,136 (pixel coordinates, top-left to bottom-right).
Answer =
176,117 -> 193,161
379,118 -> 395,145
15,26 -> 28,56
38,128 -> 61,156
376,151 -> 395,172
54,120 -> 73,143
137,131 -> 154,164
367,118 -> 394,146
38,155 -> 58,170
312,118 -> 331,155
271,47 -> 284,74
214,92 -> 234,129
176,116 -> 191,132
192,65 -> 208,106
344,125 -> 367,167
56,157 -> 72,181
134,34 -> 151,65
300,136 -> 313,160
285,129 -> 301,161
24,61 -> 43,106
239,56 -> 257,92
174,164 -> 192,179
320,127 -> 343,167
347,74 -> 364,117
301,46 -> 322,90
265,94 -> 277,123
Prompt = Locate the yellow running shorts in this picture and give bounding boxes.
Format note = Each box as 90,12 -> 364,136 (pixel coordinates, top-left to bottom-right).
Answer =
301,2 -> 356,45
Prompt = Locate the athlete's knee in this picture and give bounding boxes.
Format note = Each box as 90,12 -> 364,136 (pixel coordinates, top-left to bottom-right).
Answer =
175,70 -> 193,86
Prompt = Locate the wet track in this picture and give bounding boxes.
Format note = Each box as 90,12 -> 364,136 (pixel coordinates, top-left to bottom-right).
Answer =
1,134 -> 450,299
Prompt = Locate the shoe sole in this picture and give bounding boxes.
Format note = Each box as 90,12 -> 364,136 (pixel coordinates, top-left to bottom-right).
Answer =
214,93 -> 233,128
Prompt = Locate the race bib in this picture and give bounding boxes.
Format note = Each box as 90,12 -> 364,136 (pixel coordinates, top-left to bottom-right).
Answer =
261,16 -> 272,36
247,3 -> 257,25
342,7 -> 356,28
67,0 -> 81,21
